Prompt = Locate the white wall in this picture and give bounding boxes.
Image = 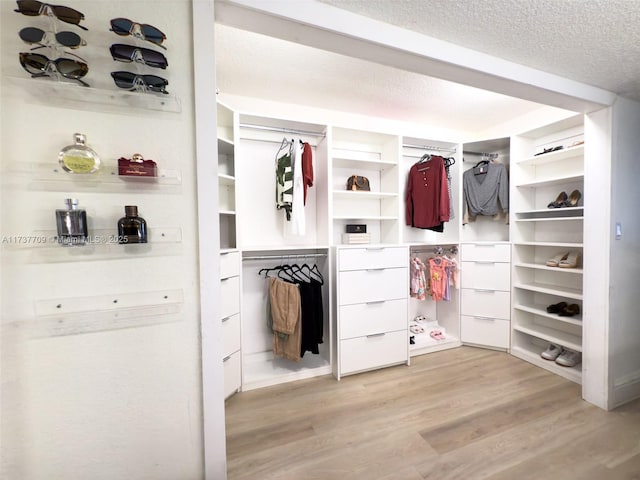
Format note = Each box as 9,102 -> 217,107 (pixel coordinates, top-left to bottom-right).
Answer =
608,97 -> 640,408
1,2 -> 208,478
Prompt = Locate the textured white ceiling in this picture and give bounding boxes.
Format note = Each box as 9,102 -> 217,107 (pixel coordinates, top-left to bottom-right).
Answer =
215,0 -> 637,136
319,0 -> 640,101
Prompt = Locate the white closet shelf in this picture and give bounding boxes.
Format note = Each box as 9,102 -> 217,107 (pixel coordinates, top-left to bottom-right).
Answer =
513,322 -> 582,352
513,241 -> 584,248
514,304 -> 583,326
241,350 -> 331,391
410,334 -> 461,357
218,137 -> 235,155
518,145 -> 584,166
515,207 -> 584,217
510,345 -> 581,384
514,262 -> 584,275
219,210 -> 236,216
515,216 -> 584,223
515,174 -> 584,188
332,190 -> 398,199
333,215 -> 398,221
332,156 -> 397,170
514,282 -> 583,300
218,174 -> 236,186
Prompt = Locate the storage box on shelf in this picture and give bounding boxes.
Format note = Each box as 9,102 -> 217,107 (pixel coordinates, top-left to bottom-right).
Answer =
510,115 -> 584,384
220,249 -> 242,399
460,242 -> 511,349
334,245 -> 409,379
331,128 -> 400,245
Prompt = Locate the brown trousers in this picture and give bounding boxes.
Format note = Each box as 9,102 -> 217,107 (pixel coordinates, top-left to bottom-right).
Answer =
269,277 -> 301,362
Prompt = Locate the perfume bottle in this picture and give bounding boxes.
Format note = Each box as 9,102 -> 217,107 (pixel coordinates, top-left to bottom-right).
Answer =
58,133 -> 101,174
55,198 -> 88,246
117,206 -> 147,244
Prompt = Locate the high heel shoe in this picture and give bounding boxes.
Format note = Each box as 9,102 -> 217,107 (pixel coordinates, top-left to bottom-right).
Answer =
563,189 -> 582,207
559,251 -> 581,268
546,252 -> 569,267
547,191 -> 568,208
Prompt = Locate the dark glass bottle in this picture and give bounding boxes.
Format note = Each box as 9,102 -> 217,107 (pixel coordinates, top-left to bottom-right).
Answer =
117,205 -> 147,244
55,198 -> 88,246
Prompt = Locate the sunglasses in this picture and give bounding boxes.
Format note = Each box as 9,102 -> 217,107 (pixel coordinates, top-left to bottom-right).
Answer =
109,44 -> 168,69
19,27 -> 86,49
110,18 -> 167,50
14,0 -> 88,31
111,71 -> 169,94
19,52 -> 89,87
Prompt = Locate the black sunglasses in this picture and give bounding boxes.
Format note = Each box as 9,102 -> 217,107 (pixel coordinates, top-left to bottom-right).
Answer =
14,0 -> 88,31
19,27 -> 86,49
110,18 -> 167,50
19,52 -> 89,87
111,71 -> 169,94
109,44 -> 168,69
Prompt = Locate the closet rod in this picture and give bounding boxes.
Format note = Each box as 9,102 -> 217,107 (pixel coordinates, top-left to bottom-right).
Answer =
243,253 -> 328,261
239,123 -> 326,138
403,143 -> 457,153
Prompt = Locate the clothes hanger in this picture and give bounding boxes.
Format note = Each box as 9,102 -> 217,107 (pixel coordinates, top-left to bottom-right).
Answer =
309,264 -> 324,284
473,159 -> 490,175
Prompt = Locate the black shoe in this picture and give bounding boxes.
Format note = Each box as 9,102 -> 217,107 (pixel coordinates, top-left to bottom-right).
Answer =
546,301 -> 568,313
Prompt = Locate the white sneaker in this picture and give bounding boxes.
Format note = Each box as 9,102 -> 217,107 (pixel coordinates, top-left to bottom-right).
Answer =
541,344 -> 562,361
556,349 -> 582,367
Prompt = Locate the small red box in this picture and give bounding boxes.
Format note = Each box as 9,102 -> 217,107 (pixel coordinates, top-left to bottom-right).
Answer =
118,154 -> 157,177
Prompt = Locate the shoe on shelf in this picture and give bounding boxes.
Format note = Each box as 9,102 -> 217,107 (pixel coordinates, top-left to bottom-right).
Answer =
559,251 -> 581,268
556,349 -> 582,367
562,189 -> 582,208
546,301 -> 568,313
546,252 -> 569,267
547,191 -> 568,208
558,303 -> 581,317
541,343 -> 563,361
410,336 -> 415,345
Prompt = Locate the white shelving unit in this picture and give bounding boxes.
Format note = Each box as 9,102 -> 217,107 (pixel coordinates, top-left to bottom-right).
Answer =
217,102 -> 237,249
510,115 -> 585,384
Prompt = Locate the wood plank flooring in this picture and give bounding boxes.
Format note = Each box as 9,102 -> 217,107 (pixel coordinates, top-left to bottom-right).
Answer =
224,347 -> 640,480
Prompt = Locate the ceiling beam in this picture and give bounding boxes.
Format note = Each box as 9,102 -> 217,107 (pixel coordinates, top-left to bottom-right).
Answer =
216,0 -> 616,113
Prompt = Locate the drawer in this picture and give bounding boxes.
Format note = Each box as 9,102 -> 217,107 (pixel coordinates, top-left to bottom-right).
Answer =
339,299 -> 407,339
461,289 -> 510,319
223,350 -> 241,399
461,261 -> 510,291
220,250 -> 240,279
461,243 -> 510,262
461,315 -> 510,349
222,313 -> 241,358
220,276 -> 240,319
340,329 -> 407,375
339,267 -> 407,305
338,246 -> 407,271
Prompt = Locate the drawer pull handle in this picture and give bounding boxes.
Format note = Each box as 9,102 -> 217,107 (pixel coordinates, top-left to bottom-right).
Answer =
221,277 -> 231,282
366,268 -> 385,272
366,247 -> 385,251
474,261 -> 496,265
223,354 -> 232,362
474,316 -> 495,321
366,300 -> 386,305
366,332 -> 386,338
221,316 -> 232,323
474,289 -> 496,293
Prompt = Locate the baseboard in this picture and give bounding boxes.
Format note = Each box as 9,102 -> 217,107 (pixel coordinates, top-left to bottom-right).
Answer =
612,370 -> 640,409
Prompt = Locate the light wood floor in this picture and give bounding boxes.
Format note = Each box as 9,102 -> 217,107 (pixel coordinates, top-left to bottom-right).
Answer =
224,347 -> 640,480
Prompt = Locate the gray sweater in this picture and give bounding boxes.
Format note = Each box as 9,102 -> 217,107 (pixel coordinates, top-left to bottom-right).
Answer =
463,163 -> 509,220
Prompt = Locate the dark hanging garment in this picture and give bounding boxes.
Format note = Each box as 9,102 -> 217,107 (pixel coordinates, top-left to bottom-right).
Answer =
299,278 -> 324,357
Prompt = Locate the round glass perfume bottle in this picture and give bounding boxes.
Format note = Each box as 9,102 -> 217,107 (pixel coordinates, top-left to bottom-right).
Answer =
58,133 -> 101,174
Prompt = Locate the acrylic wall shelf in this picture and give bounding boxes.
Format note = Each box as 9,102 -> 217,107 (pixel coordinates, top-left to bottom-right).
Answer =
4,76 -> 182,113
32,289 -> 184,337
6,227 -> 183,263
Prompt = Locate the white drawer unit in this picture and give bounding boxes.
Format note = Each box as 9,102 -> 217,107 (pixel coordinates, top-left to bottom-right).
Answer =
461,243 -> 511,263
335,246 -> 409,378
338,246 -> 407,271
223,350 -> 242,399
460,242 -> 511,350
340,330 -> 408,375
461,261 -> 511,291
461,315 -> 510,349
220,252 -> 241,399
